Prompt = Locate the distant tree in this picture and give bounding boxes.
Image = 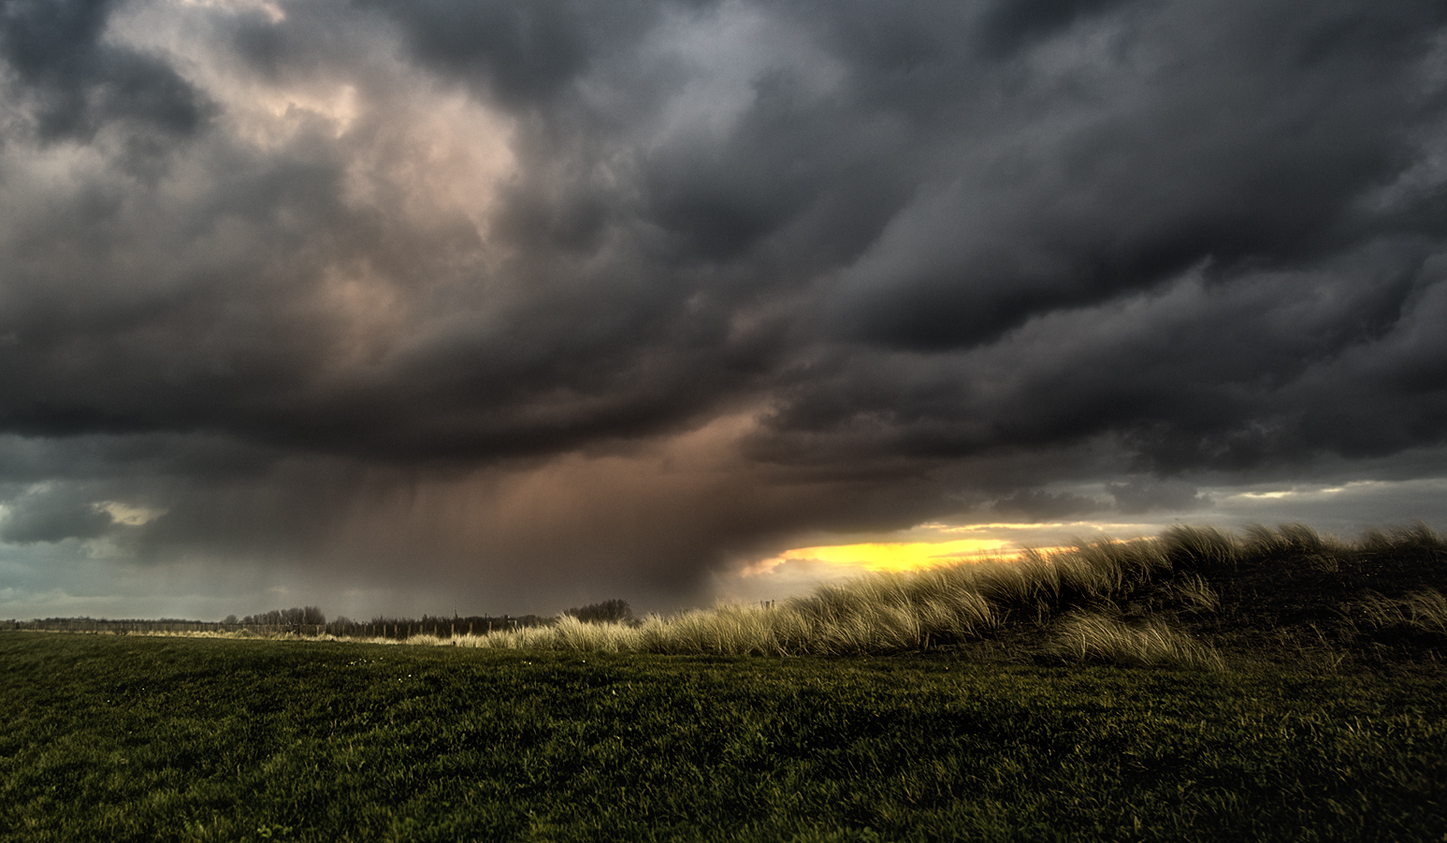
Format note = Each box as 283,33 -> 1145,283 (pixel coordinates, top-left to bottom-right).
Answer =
564,599 -> 634,625
240,606 -> 326,626
223,615 -> 238,625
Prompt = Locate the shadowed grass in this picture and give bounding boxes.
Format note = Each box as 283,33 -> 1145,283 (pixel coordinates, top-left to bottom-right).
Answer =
2,633 -> 1445,842
1355,588 -> 1447,637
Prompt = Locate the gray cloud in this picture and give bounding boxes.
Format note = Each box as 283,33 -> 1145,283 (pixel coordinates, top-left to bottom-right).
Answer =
1,0 -> 1445,615
0,0 -> 213,146
0,485 -> 114,544
826,1 -> 1447,350
1106,478 -> 1208,515
990,489 -> 1104,521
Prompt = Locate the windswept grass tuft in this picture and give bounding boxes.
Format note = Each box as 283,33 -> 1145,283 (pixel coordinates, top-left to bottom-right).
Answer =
1242,522 -> 1344,557
455,586 -> 998,657
1355,588 -> 1447,638
1049,611 -> 1225,670
1157,573 -> 1221,614
1360,521 -> 1447,554
1159,525 -> 1241,573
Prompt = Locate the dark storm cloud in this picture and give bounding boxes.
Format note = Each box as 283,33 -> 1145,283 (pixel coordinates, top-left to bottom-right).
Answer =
825,1 -> 1447,350
0,0 -> 211,142
976,0 -> 1136,58
760,242 -> 1445,476
353,0 -> 622,107
1,0 -> 1445,611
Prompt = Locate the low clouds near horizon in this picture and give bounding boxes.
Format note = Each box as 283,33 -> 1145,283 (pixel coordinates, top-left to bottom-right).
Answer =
2,0 -> 1446,618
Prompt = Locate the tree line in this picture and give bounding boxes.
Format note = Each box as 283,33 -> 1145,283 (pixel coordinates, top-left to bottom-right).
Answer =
5,600 -> 638,638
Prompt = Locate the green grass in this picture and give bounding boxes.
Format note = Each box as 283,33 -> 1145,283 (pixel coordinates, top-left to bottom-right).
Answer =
3,633 -> 1446,842
5,523 -> 1446,839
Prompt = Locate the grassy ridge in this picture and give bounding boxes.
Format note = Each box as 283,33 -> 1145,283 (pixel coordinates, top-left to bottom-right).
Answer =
401,524 -> 1447,669
27,524 -> 1441,668
2,633 -> 1446,842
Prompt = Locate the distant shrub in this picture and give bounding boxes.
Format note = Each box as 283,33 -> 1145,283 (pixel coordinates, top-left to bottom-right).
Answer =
564,599 -> 635,625
241,606 -> 326,626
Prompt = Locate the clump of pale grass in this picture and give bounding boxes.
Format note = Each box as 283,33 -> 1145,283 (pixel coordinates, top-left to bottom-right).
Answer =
641,605 -> 786,656
439,568 -> 1004,657
436,535 -> 1189,657
1358,522 -> 1446,554
1049,611 -> 1224,670
1157,573 -> 1221,614
1160,525 -> 1240,572
1355,589 -> 1447,636
454,622 -> 578,651
548,614 -> 640,653
784,571 -> 998,654
411,533 -> 1199,657
1242,522 -> 1344,557
1240,523 -> 1351,572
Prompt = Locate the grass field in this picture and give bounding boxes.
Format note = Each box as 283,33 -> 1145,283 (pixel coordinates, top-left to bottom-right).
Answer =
2,632 -> 1445,842
5,524 -> 1446,840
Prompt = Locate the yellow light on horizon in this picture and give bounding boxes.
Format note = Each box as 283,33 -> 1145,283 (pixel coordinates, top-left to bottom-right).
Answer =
753,538 -> 1012,575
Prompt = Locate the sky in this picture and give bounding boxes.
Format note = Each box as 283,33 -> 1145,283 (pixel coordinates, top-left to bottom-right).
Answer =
1,0 -> 1446,621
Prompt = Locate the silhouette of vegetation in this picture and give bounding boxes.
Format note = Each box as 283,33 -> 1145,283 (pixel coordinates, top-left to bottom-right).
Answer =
241,606 -> 326,626
563,599 -> 635,625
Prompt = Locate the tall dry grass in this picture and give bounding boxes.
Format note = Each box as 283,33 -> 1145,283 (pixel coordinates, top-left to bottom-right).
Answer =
1048,611 -> 1225,670
446,532 -> 1208,658
1359,521 -> 1447,554
1159,525 -> 1240,571
1355,588 -> 1447,636
440,522 -> 1443,660
171,522 -> 1437,664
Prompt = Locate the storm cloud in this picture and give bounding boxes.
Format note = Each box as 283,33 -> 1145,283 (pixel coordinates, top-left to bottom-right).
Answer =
1,0 -> 1445,616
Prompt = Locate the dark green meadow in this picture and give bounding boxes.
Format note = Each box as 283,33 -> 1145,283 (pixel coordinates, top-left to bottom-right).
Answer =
1,633 -> 1444,842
